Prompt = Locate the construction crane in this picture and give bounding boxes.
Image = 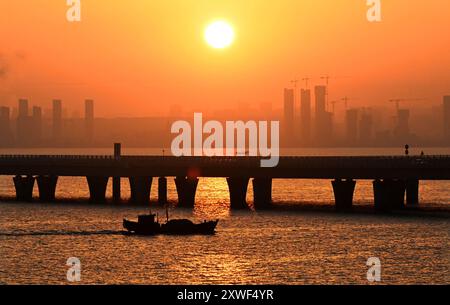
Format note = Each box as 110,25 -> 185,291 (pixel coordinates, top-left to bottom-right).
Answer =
290,79 -> 299,89
329,97 -> 356,113
301,77 -> 312,89
319,75 -> 351,111
320,75 -> 351,86
329,100 -> 340,113
320,75 -> 331,86
341,96 -> 359,109
388,98 -> 426,111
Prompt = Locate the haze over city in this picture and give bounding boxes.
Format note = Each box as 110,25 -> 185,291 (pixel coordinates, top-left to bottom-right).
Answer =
0,0 -> 449,118
1,1 -> 449,148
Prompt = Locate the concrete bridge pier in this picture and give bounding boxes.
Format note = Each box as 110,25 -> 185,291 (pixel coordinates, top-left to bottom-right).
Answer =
406,179 -> 419,206
112,143 -> 122,203
112,177 -> 121,203
227,177 -> 250,209
13,175 -> 35,202
252,178 -> 272,209
332,179 -> 356,210
373,179 -> 406,212
158,177 -> 167,205
175,176 -> 199,208
128,176 -> 152,204
86,176 -> 109,202
36,175 -> 58,202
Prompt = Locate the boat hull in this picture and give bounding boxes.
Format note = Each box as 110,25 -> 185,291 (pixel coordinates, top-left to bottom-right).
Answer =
123,219 -> 218,236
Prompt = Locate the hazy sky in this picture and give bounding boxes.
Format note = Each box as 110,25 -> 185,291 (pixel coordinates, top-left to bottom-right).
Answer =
0,0 -> 449,117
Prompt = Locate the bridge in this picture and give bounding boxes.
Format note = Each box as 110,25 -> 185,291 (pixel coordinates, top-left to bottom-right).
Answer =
1,145 -> 449,212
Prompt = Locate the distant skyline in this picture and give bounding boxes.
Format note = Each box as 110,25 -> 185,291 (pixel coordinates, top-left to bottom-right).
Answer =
0,94 -> 449,148
0,0 -> 449,118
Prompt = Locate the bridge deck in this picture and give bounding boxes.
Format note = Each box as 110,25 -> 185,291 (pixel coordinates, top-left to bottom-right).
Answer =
0,155 -> 449,180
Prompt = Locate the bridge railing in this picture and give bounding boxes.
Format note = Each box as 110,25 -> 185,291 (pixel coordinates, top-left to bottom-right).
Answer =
0,154 -> 449,168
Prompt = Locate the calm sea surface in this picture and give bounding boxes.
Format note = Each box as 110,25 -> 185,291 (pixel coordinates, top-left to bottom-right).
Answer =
0,148 -> 449,284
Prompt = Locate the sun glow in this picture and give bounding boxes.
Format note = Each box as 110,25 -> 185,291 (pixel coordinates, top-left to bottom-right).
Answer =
204,21 -> 235,49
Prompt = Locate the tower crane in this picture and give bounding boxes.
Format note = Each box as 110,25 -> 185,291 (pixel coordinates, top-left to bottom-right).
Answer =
301,77 -> 312,89
329,97 -> 358,113
319,75 -> 351,111
329,100 -> 340,113
290,79 -> 299,89
388,98 -> 426,111
341,96 -> 359,110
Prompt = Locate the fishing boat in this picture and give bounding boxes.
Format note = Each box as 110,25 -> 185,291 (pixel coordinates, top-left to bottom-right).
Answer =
123,208 -> 218,235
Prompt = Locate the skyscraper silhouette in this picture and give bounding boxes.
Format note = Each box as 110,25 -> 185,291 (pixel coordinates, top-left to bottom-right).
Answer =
0,106 -> 13,146
345,108 -> 358,144
18,99 -> 28,118
16,99 -> 31,145
53,99 -> 62,143
394,109 -> 410,140
359,110 -> 373,145
314,86 -> 332,145
444,96 -> 450,143
32,106 -> 42,144
315,86 -> 326,116
85,99 -> 94,143
283,88 -> 294,144
300,89 -> 311,143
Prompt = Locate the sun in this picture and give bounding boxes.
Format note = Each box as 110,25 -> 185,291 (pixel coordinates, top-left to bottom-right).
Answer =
204,21 -> 235,49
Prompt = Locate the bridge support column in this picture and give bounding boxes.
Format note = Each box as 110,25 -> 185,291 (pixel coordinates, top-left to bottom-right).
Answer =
86,176 -> 109,202
158,177 -> 167,205
13,175 -> 35,202
175,176 -> 199,208
406,179 -> 419,206
227,177 -> 250,210
373,179 -> 406,212
36,175 -> 58,202
113,143 -> 121,203
129,176 -> 152,204
112,177 -> 121,203
252,178 -> 272,209
332,179 -> 356,210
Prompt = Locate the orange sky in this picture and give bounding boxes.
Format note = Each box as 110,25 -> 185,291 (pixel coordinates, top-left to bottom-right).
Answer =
0,0 -> 449,117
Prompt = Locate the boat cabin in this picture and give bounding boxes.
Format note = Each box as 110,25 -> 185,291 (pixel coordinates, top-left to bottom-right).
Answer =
138,214 -> 157,224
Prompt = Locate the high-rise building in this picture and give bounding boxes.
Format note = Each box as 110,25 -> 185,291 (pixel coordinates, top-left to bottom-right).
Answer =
0,107 -> 13,146
314,86 -> 332,145
444,96 -> 450,143
17,99 -> 31,145
359,111 -> 373,145
283,89 -> 294,144
0,106 -> 10,122
85,99 -> 94,120
323,111 -> 333,141
18,99 -> 28,118
85,99 -> 94,142
345,108 -> 358,144
53,99 -> 62,142
394,109 -> 410,140
314,86 -> 326,117
32,106 -> 42,143
300,89 -> 311,143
